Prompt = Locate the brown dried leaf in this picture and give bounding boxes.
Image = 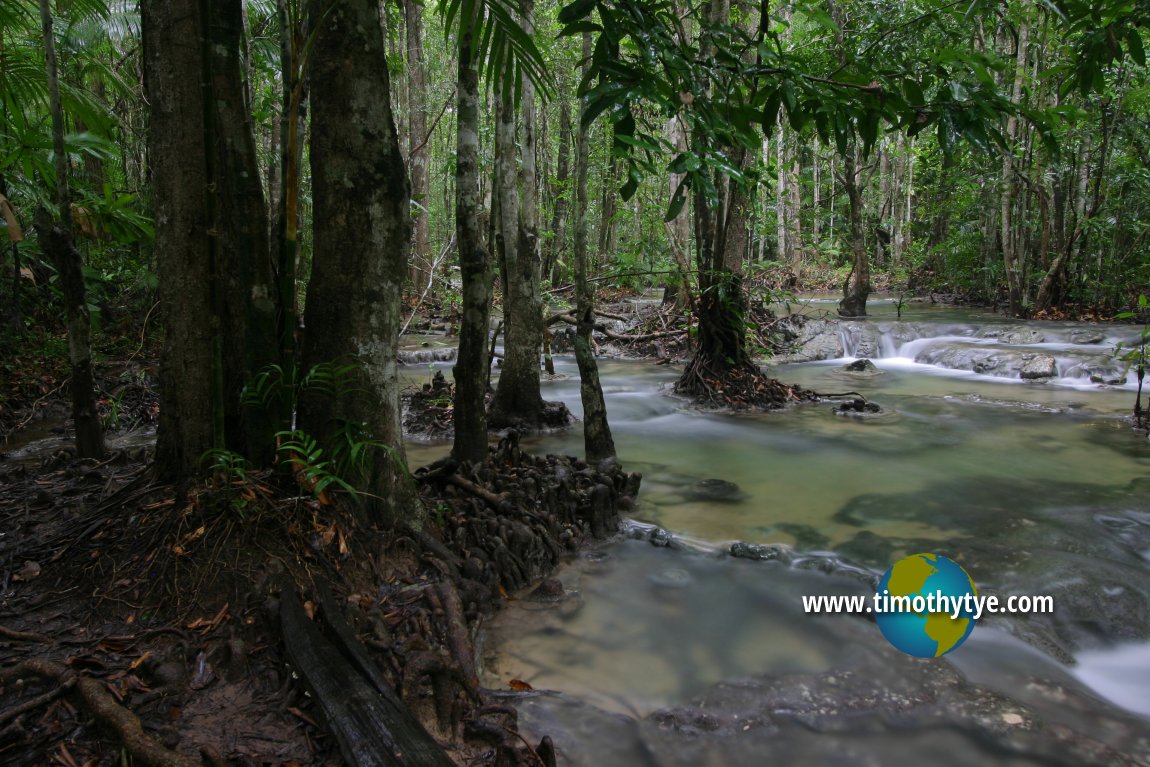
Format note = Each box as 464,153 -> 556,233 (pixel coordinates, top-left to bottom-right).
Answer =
14,560 -> 41,581
508,679 -> 533,691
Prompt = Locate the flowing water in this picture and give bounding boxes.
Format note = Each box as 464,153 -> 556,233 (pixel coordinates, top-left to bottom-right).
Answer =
419,297 -> 1150,765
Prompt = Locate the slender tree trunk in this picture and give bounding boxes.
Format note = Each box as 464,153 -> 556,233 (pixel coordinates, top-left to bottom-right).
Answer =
274,0 -> 307,413
598,155 -> 618,266
299,0 -> 415,521
573,32 -> 615,463
404,0 -> 431,292
665,116 -> 692,309
838,146 -> 870,317
38,0 -> 104,460
451,17 -> 494,464
1001,10 -> 1030,316
546,95 -> 572,285
144,0 -> 217,479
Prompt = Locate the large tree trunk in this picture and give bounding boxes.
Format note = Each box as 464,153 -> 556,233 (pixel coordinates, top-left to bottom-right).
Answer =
404,0 -> 431,293
144,0 -> 218,480
490,0 -> 548,430
299,0 -> 416,522
206,0 -> 277,465
451,18 -> 494,464
38,0 -> 104,460
676,0 -> 757,393
573,32 -> 616,463
838,146 -> 870,317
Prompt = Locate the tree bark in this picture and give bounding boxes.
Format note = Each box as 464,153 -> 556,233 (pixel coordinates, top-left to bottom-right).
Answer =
545,94 -> 572,285
1000,10 -> 1030,316
144,0 -> 218,480
838,146 -> 870,317
206,0 -> 277,464
490,0 -> 548,430
274,0 -> 308,395
299,0 -> 416,522
665,116 -> 692,310
404,0 -> 431,292
38,0 -> 104,460
573,32 -> 616,463
451,16 -> 494,464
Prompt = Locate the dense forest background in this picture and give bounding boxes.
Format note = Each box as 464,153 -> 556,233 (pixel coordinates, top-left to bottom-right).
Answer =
2,0 -> 1148,480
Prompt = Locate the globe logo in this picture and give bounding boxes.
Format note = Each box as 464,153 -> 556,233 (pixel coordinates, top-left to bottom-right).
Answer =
875,553 -> 978,658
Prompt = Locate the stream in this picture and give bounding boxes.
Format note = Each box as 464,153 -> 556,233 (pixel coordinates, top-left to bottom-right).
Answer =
408,296 -> 1150,766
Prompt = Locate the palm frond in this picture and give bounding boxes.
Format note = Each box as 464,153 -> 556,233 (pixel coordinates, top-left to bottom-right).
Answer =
439,0 -> 552,100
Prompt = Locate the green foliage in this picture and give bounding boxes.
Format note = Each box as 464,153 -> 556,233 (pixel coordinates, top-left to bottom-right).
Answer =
438,0 -> 552,99
242,360 -> 405,503
1114,294 -> 1150,425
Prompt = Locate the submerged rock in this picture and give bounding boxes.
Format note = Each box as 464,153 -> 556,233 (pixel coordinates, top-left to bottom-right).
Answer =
774,316 -> 845,363
1070,329 -> 1106,345
683,478 -> 744,503
915,342 -> 1060,381
840,358 -> 881,375
729,541 -> 793,563
979,325 -> 1045,345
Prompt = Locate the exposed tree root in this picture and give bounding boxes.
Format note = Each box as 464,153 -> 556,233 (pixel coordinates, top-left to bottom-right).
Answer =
0,659 -> 201,767
676,353 -> 813,410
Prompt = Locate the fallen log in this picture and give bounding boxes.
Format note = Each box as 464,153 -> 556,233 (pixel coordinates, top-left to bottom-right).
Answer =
280,585 -> 455,767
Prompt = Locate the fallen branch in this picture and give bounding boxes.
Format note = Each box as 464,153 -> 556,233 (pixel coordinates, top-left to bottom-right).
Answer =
0,659 -> 200,767
0,680 -> 72,725
0,625 -> 51,643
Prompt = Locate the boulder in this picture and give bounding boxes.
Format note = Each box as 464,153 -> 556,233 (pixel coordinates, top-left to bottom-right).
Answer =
1019,354 -> 1058,379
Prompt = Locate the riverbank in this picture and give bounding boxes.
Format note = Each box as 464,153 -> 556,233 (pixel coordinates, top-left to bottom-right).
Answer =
0,418 -> 641,765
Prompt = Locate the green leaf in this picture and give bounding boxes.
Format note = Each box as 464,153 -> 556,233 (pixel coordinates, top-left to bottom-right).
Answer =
558,0 -> 597,25
1127,28 -> 1146,67
664,177 -> 688,222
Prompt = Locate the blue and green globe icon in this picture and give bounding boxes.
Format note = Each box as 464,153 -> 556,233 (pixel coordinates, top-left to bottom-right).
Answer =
875,553 -> 978,658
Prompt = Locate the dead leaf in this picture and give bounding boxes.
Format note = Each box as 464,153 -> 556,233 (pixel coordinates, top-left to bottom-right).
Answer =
130,651 -> 153,670
0,194 -> 23,242
508,679 -> 533,691
14,560 -> 41,581
287,706 -> 317,727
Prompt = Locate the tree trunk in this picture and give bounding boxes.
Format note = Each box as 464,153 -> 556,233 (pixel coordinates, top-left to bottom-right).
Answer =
665,116 -> 692,310
274,0 -> 308,394
144,0 -> 218,480
545,95 -> 572,285
404,0 -> 431,293
299,0 -> 416,522
490,0 -> 550,430
488,88 -> 532,425
838,146 -> 870,317
573,32 -> 616,464
38,0 -> 104,460
451,16 -> 494,464
676,0 -> 757,392
1000,11 -> 1030,317
206,0 -> 277,465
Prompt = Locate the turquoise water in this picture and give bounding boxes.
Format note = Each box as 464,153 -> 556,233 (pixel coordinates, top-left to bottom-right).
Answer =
404,299 -> 1150,765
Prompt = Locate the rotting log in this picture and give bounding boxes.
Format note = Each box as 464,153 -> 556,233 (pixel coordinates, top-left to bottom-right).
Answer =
280,585 -> 455,767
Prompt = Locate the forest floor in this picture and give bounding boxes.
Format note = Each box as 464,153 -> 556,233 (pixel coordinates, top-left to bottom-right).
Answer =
0,423 -> 640,766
